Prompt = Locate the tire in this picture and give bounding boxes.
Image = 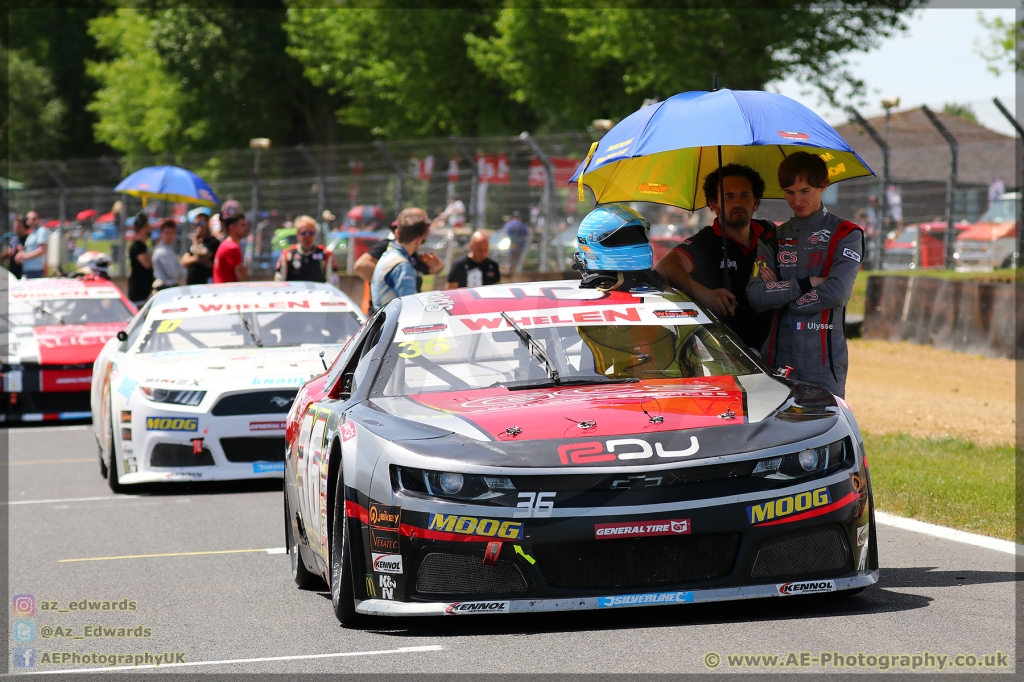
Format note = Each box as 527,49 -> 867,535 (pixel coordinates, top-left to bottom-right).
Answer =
286,493 -> 325,590
107,413 -> 128,494
330,468 -> 363,628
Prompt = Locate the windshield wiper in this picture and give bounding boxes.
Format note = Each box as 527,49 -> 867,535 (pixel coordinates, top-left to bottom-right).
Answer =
27,301 -> 65,324
501,311 -> 560,384
237,310 -> 262,347
504,376 -> 639,391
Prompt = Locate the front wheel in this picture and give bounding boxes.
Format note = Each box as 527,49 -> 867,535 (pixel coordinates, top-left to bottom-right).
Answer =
330,468 -> 362,628
107,413 -> 127,494
286,493 -> 325,590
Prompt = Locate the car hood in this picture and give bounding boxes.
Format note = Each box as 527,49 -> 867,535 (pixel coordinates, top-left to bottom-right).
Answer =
4,322 -> 126,366
361,375 -> 841,467
123,345 -> 342,387
957,221 -> 1016,241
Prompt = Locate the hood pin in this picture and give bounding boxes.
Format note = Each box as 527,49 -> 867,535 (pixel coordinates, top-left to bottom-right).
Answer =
718,405 -> 737,420
504,426 -> 522,436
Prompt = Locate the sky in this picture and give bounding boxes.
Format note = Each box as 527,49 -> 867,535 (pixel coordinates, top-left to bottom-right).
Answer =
770,5 -> 1019,136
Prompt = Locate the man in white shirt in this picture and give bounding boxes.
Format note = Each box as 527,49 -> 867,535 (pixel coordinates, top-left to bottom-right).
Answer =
152,220 -> 186,290
15,211 -> 50,278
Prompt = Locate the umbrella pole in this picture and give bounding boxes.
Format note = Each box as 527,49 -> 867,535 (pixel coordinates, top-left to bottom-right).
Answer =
717,144 -> 729,289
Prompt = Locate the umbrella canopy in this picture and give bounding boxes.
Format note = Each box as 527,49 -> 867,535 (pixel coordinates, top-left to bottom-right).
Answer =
115,165 -> 219,207
346,205 -> 386,225
570,89 -> 873,210
76,209 -> 98,222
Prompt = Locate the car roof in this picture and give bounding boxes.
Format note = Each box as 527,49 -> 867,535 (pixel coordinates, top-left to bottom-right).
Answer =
9,276 -> 124,300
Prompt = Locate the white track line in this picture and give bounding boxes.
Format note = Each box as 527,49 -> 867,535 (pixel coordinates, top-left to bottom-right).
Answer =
4,496 -> 142,506
21,644 -> 444,675
875,511 -> 1022,556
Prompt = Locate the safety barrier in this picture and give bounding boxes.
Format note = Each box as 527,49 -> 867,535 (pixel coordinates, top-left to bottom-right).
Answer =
862,275 -> 1020,359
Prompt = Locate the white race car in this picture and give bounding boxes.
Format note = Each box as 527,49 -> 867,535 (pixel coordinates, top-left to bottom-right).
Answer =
91,281 -> 365,492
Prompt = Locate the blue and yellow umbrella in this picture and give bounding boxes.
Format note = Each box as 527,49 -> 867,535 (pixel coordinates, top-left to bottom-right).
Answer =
115,165 -> 220,207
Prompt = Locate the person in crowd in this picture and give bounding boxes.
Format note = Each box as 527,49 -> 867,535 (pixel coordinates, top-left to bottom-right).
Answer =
655,164 -> 777,351
213,200 -> 249,283
369,208 -> 432,311
746,152 -> 863,398
502,209 -> 529,273
127,213 -> 154,305
180,207 -> 220,285
15,211 -> 51,279
275,215 -> 336,282
447,231 -> 500,289
438,196 -> 467,229
152,219 -> 185,291
3,215 -> 28,278
354,227 -> 443,288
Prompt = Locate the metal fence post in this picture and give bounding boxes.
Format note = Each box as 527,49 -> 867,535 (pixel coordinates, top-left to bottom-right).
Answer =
921,105 -> 959,269
519,132 -> 554,272
846,107 -> 890,270
450,136 -> 478,229
297,144 -> 328,223
41,161 -> 67,222
992,97 -> 1022,267
374,140 -> 404,211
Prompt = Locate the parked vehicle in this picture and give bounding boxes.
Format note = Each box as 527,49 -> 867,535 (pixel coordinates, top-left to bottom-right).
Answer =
953,192 -> 1019,271
883,222 -> 970,270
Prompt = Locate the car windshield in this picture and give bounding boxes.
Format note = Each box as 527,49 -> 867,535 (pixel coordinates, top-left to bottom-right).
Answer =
137,311 -> 362,353
892,227 -> 917,244
379,322 -> 759,396
977,198 -> 1018,223
5,298 -> 134,326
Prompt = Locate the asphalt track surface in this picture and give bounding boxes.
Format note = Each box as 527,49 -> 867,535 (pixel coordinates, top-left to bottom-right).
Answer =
6,424 -> 1019,675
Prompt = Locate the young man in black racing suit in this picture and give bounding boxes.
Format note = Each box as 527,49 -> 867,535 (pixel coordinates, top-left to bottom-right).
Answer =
746,151 -> 863,398
275,215 -> 336,282
655,164 -> 777,351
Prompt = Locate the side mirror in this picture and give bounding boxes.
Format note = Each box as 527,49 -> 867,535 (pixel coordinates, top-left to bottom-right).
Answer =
116,331 -> 128,342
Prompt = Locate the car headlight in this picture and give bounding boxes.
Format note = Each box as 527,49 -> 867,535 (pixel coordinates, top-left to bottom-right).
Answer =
393,465 -> 516,501
751,439 -> 850,481
139,386 -> 206,406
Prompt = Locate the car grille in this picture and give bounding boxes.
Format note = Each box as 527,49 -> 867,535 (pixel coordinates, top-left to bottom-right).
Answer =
220,437 -> 286,463
414,552 -> 529,596
150,443 -> 215,467
750,526 -> 851,579
533,533 -> 740,589
210,390 -> 297,416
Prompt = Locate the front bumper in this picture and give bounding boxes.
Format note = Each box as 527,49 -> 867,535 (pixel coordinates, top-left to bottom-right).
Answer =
2,364 -> 94,422
355,571 -> 878,616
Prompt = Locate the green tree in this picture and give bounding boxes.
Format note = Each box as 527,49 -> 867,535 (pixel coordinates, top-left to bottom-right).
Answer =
942,102 -> 979,125
5,48 -> 67,162
87,4 -> 345,156
975,12 -> 1022,75
284,2 -> 535,138
467,3 -> 919,130
7,4 -> 113,159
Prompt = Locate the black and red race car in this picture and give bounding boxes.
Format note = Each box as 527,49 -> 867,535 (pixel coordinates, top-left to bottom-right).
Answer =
283,281 -> 877,626
3,276 -> 136,423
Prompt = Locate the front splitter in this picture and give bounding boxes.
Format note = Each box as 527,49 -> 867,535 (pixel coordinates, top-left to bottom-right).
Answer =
355,571 -> 878,616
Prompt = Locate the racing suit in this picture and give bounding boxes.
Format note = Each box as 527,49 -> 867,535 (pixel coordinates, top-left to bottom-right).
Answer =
745,206 -> 863,398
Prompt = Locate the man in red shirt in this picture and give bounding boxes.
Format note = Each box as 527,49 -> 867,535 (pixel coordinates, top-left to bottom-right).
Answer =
213,200 -> 250,283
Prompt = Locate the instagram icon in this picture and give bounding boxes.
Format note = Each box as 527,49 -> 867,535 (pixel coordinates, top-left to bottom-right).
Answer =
12,595 -> 35,617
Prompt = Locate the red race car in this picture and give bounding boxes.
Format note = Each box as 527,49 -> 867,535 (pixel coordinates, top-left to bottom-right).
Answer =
3,276 -> 136,423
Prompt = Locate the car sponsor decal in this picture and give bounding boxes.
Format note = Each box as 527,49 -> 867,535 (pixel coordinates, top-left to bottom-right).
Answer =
402,323 -> 447,334
253,462 -> 284,473
747,488 -> 860,527
448,304 -> 710,335
652,309 -> 699,318
341,422 -> 356,442
445,601 -> 509,614
857,525 -> 869,547
427,514 -> 523,540
371,553 -> 404,575
777,580 -> 836,595
595,519 -> 690,539
558,437 -> 699,465
369,504 -> 401,529
250,421 -> 287,431
377,574 -> 397,599
598,591 -> 693,608
145,417 -> 198,432
370,529 -> 400,552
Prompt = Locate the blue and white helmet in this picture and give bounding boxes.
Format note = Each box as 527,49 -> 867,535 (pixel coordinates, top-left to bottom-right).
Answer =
576,204 -> 652,271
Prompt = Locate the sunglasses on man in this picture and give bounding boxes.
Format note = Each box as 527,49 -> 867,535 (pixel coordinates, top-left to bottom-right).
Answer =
298,230 -> 317,237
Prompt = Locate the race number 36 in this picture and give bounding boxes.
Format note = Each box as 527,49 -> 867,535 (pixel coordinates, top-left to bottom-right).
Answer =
514,492 -> 555,518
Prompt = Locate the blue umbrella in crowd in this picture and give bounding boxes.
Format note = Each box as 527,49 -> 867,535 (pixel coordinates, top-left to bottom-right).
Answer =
115,166 -> 220,207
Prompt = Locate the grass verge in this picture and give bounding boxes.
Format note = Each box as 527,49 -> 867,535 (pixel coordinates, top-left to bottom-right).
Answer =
863,432 -> 1015,542
848,269 -> 1016,318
